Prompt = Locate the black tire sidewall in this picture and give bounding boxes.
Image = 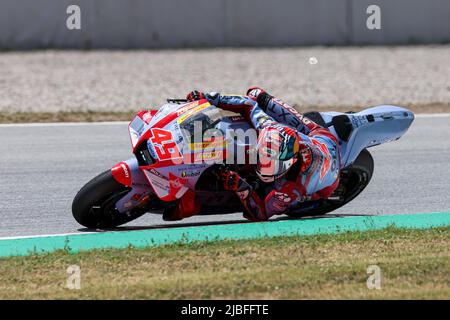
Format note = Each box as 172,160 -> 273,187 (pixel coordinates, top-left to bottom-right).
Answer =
72,170 -> 142,228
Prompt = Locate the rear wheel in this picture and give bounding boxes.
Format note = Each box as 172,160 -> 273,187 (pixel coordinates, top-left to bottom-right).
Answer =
72,170 -> 147,228
287,149 -> 374,217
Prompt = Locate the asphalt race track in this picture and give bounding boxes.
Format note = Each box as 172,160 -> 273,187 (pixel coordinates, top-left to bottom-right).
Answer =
0,115 -> 449,238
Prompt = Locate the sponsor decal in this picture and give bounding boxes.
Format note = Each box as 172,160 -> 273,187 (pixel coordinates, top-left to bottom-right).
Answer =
247,88 -> 262,99
177,102 -> 211,124
229,115 -> 246,122
146,140 -> 158,159
194,150 -> 223,162
169,173 -> 187,190
111,162 -> 132,186
176,163 -> 208,172
142,111 -> 154,123
176,101 -> 200,116
189,137 -> 225,151
256,114 -> 272,127
136,110 -> 157,124
144,169 -> 170,198
149,128 -> 182,161
181,170 -> 201,178
273,98 -> 302,118
299,144 -> 313,172
270,98 -> 313,128
168,172 -> 189,198
351,116 -> 365,128
312,140 -> 332,182
148,168 -> 163,178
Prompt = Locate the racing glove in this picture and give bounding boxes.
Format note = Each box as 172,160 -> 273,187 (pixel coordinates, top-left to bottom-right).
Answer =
221,169 -> 249,192
186,90 -> 206,101
220,168 -> 268,222
186,90 -> 221,106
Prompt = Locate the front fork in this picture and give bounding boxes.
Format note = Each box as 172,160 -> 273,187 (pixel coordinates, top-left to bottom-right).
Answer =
111,157 -> 154,214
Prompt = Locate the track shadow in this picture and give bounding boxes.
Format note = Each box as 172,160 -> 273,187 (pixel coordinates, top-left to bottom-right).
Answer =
77,213 -> 373,233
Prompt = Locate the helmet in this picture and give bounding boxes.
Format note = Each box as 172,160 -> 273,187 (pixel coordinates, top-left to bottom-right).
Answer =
255,124 -> 300,183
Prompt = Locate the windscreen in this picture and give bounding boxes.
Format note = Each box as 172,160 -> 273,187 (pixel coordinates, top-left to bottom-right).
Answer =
179,106 -> 224,145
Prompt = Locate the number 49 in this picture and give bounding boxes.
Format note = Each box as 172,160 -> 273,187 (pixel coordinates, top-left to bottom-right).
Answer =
149,128 -> 182,161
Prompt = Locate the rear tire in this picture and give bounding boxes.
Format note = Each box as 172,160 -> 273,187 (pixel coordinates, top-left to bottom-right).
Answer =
72,170 -> 147,228
287,149 -> 374,217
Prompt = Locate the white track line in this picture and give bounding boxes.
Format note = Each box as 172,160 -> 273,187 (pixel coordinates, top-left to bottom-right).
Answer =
0,113 -> 448,128
415,113 -> 450,118
0,121 -> 129,128
0,231 -> 100,240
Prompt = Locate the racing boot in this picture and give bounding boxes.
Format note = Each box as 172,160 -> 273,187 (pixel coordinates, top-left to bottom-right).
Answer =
162,189 -> 201,221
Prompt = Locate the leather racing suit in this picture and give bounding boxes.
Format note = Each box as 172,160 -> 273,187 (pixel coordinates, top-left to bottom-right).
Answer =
164,87 -> 340,221
198,87 -> 341,221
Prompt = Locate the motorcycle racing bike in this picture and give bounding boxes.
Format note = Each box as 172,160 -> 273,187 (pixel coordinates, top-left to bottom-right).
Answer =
72,98 -> 414,228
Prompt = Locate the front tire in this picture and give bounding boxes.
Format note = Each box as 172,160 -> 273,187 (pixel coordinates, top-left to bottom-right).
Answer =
72,170 -> 147,228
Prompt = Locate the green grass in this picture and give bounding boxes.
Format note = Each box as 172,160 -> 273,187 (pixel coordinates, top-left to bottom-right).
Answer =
0,226 -> 449,299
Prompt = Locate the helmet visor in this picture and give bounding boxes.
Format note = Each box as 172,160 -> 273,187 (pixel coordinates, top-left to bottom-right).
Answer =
257,155 -> 295,179
256,129 -> 295,179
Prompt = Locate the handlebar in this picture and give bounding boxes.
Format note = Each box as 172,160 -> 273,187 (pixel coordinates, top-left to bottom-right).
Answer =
167,98 -> 189,104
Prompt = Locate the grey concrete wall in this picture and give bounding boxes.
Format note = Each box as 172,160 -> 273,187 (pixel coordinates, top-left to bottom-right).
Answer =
0,0 -> 449,49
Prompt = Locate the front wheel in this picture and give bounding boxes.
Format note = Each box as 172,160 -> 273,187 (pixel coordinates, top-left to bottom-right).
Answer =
72,170 -> 147,228
287,149 -> 374,218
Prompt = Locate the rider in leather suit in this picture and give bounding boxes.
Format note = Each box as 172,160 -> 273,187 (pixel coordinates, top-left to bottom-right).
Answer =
164,87 -> 341,221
